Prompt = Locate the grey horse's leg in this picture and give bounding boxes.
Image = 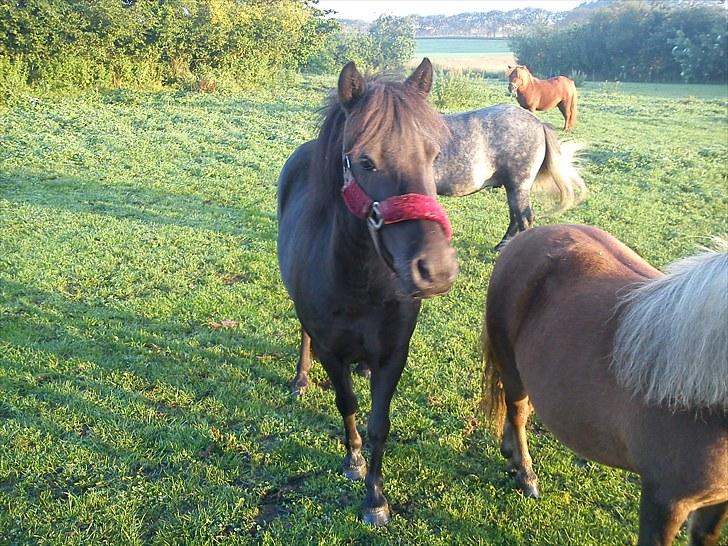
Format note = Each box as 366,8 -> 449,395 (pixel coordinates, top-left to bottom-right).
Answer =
496,185 -> 535,251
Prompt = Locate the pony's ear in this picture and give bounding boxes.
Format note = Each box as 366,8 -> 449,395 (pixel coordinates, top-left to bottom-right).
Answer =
405,58 -> 433,96
338,61 -> 366,111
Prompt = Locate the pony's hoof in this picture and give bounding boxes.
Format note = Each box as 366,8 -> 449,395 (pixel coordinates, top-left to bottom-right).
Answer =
518,482 -> 540,499
362,504 -> 390,526
290,379 -> 308,398
343,454 -> 367,480
353,362 -> 371,380
494,239 -> 509,252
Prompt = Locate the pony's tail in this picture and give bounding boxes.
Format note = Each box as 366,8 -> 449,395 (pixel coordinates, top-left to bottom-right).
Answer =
534,124 -> 587,214
479,321 -> 507,439
569,86 -> 578,130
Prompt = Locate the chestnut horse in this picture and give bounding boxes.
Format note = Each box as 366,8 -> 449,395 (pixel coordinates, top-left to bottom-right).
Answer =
507,65 -> 578,131
277,59 -> 458,525
481,224 -> 727,546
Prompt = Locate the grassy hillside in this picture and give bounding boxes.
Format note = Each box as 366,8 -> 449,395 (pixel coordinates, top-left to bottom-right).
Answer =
1,76 -> 726,545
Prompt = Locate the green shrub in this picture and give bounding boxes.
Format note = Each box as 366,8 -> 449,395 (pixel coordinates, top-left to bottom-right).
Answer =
510,3 -> 726,83
569,69 -> 587,88
0,0 -> 336,93
0,57 -> 31,107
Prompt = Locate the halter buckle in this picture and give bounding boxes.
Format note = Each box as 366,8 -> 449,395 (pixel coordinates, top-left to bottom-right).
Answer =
368,202 -> 383,230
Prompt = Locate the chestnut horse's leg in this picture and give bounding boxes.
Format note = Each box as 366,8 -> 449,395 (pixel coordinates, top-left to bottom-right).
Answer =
320,356 -> 368,482
496,186 -> 535,251
688,501 -> 728,546
291,327 -> 313,396
361,356 -> 408,526
557,101 -> 570,132
637,482 -> 691,546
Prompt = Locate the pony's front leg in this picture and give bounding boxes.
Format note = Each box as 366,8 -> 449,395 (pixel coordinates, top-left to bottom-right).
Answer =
637,483 -> 691,546
361,356 -> 407,526
321,357 -> 367,481
291,327 -> 313,396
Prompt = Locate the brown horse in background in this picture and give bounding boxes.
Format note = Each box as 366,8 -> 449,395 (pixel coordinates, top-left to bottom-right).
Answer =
507,65 -> 578,131
481,224 -> 728,546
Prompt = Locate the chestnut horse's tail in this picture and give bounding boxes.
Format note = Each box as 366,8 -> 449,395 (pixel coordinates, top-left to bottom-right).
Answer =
533,125 -> 587,214
479,321 -> 507,438
569,85 -> 578,130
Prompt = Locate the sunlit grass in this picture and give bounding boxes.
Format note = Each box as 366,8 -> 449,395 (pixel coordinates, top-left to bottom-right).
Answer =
1,75 -> 726,544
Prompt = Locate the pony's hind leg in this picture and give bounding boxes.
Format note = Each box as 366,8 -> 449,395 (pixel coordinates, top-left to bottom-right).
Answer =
320,356 -> 367,481
291,327 -> 313,396
557,101 -> 570,131
688,501 -> 728,546
504,394 -> 539,498
496,186 -> 535,251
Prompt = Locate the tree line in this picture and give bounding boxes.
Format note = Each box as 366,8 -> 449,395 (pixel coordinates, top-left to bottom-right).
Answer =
0,0 -> 415,96
510,2 -> 726,83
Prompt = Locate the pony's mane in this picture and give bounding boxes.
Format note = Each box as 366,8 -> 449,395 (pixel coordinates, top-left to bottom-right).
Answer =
307,76 -> 450,214
611,239 -> 728,412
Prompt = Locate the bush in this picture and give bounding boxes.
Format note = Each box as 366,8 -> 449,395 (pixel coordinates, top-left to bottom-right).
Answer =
510,3 -> 727,83
568,69 -> 587,87
0,0 -> 337,92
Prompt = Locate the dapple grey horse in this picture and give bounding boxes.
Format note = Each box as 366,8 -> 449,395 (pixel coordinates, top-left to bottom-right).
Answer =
436,104 -> 585,249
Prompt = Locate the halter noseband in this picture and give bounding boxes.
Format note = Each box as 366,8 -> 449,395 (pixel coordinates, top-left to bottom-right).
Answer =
340,154 -> 453,241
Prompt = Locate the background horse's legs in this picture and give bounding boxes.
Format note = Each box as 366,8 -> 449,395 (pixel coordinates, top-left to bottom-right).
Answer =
361,357 -> 408,526
557,101 -> 570,131
497,185 -> 535,250
688,501 -> 728,546
637,482 -> 691,546
320,357 -> 367,481
291,327 -> 313,396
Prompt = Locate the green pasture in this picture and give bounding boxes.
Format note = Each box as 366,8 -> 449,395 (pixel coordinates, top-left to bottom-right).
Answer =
1,76 -> 726,545
415,38 -> 512,57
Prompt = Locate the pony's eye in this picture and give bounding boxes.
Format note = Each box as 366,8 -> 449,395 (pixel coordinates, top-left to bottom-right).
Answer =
359,155 -> 377,172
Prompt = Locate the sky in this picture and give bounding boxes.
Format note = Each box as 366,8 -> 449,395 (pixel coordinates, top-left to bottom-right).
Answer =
316,1 -> 585,21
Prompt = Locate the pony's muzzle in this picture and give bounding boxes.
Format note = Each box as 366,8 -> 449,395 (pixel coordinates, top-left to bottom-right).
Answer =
410,245 -> 458,297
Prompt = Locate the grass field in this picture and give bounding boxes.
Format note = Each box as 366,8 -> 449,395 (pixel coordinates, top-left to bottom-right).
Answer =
1,75 -> 727,545
413,37 -> 516,73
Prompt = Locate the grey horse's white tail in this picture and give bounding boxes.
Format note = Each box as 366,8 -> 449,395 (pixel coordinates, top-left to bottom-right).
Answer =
611,240 -> 728,412
533,125 -> 586,213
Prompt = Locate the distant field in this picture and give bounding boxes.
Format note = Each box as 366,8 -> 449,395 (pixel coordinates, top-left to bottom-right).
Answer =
413,37 -> 516,73
584,81 -> 728,100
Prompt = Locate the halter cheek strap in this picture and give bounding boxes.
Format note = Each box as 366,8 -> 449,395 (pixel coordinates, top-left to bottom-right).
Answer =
340,154 -> 453,241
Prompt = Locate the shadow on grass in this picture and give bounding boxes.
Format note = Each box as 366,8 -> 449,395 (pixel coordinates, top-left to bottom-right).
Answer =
1,169 -> 277,241
0,274 -> 523,543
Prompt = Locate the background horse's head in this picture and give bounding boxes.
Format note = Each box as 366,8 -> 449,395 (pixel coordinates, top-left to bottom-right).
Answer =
507,65 -> 532,95
335,59 -> 458,297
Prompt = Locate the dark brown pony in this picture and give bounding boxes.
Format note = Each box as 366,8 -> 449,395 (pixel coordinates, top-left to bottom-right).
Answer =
481,224 -> 728,546
507,65 -> 578,131
277,59 -> 458,525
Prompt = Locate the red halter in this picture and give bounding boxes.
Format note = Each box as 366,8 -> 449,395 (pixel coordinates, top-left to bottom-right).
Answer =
340,155 -> 453,241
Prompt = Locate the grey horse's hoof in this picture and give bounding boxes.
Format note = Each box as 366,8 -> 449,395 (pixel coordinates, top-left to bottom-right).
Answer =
362,504 -> 390,526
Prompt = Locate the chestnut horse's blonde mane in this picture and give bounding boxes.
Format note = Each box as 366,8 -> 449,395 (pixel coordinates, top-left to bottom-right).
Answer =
611,239 -> 728,412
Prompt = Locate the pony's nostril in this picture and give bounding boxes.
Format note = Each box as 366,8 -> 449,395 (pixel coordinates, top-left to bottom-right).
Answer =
416,258 -> 432,284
